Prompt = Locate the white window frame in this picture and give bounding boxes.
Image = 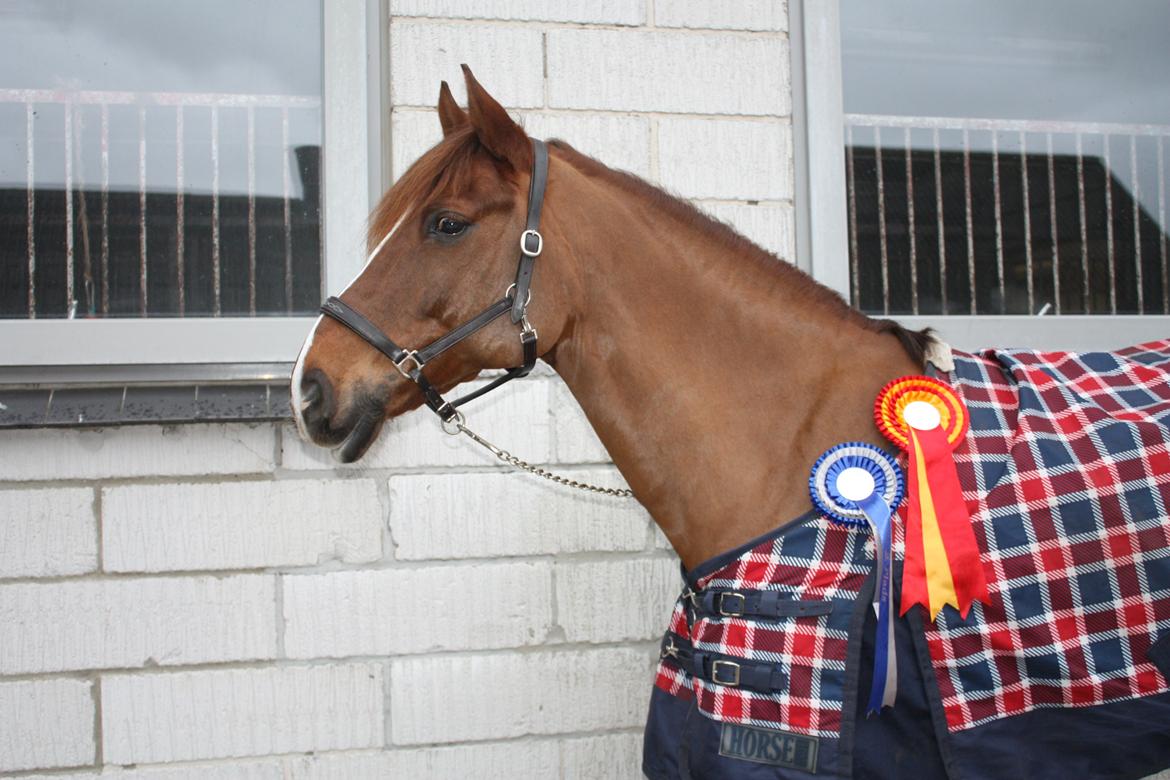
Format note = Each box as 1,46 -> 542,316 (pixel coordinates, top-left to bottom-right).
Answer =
789,0 -> 1170,352
0,0 -> 386,370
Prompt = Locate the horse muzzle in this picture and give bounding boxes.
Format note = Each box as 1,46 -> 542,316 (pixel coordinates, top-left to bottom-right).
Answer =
295,369 -> 388,462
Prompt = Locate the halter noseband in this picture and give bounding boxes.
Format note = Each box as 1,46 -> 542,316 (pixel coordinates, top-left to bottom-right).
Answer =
319,139 -> 550,424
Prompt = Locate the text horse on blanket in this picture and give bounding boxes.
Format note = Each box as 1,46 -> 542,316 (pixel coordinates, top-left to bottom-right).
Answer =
289,69 -> 1170,779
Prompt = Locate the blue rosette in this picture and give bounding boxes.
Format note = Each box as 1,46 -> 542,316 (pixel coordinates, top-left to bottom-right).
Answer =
809,442 -> 904,715
809,442 -> 904,528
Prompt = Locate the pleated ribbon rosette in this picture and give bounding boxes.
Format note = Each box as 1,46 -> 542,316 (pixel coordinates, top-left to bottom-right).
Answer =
875,376 -> 990,620
809,442 -> 904,714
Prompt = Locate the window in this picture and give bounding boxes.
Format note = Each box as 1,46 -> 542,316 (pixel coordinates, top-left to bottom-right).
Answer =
0,0 -> 378,370
792,0 -> 1170,350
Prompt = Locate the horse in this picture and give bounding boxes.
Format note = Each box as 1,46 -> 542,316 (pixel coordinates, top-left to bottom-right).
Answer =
292,67 -> 1170,779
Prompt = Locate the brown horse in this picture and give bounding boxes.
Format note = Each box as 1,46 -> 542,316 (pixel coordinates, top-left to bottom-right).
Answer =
293,68 -> 1170,780
292,66 -> 929,571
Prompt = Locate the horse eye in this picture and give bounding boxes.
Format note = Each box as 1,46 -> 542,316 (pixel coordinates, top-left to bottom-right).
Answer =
435,216 -> 468,236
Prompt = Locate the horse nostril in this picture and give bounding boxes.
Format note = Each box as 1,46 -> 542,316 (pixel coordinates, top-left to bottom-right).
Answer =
299,373 -> 334,425
300,378 -> 322,412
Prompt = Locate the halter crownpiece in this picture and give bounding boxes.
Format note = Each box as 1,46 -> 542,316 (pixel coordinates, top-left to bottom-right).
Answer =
876,375 -> 990,620
319,139 -> 550,424
810,442 -> 903,714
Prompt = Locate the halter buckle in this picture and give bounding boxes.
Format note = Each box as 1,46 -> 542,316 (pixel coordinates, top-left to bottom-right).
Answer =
393,350 -> 423,380
520,229 -> 543,257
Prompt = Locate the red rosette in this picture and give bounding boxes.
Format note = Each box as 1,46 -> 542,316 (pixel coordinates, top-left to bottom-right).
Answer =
874,375 -> 968,451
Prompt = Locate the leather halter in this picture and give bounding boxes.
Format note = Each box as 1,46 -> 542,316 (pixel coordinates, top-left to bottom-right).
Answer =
319,139 -> 549,423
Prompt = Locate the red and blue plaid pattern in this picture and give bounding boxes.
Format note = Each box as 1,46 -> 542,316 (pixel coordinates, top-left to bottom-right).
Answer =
655,517 -> 872,737
929,339 -> 1170,731
653,339 -> 1170,738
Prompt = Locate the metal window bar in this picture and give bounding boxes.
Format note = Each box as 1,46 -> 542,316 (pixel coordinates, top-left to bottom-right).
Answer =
904,127 -> 919,315
845,114 -> 1170,317
1020,130 -> 1035,314
6,88 -> 320,320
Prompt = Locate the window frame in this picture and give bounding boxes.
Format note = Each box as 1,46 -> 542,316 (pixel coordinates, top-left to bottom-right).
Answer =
0,0 -> 385,373
789,0 -> 1170,352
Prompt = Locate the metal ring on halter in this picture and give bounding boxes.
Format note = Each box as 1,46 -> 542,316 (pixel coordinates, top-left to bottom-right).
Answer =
440,409 -> 466,435
504,283 -> 532,310
520,229 -> 543,257
393,351 -> 423,381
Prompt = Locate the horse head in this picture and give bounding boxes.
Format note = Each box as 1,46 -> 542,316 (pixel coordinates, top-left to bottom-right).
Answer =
292,67 -> 575,461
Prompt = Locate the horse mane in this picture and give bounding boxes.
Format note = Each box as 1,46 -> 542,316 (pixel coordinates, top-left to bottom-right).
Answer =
366,128 -> 933,368
546,139 -> 934,367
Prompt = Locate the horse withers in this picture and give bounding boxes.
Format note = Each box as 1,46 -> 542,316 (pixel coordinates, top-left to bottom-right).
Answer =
292,68 -> 1170,779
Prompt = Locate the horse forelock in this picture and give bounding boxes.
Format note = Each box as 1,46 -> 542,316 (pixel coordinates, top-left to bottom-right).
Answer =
366,125 -> 481,254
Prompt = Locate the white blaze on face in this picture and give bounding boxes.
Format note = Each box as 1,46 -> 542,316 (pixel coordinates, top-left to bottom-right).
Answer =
290,213 -> 408,440
290,313 -> 323,440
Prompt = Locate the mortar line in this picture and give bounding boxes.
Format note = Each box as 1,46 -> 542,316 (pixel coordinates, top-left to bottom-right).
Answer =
389,14 -> 786,37
0,726 -> 651,778
0,547 -> 673,587
0,639 -> 662,684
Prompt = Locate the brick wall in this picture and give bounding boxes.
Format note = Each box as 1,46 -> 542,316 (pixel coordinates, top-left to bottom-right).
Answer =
0,3 -> 792,776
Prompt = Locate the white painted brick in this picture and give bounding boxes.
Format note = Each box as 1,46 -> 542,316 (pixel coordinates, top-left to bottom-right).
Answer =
556,558 -> 680,643
521,113 -> 653,180
562,732 -> 645,780
653,524 -> 675,551
0,424 -> 273,482
101,664 -> 383,764
284,742 -> 559,779
0,488 -> 96,578
102,480 -> 381,573
282,377 -> 552,470
0,576 -> 275,674
658,118 -> 792,200
390,471 -> 646,559
390,647 -> 655,744
548,30 -> 789,116
656,0 -> 788,32
391,0 -> 644,26
391,109 -> 654,183
697,201 -> 796,260
283,562 -> 551,657
390,22 -> 544,108
23,759 -> 283,780
550,379 -> 612,464
0,678 -> 93,772
391,109 -> 444,180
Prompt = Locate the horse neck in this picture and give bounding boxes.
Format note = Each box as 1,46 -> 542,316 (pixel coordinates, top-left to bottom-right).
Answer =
542,162 -> 921,570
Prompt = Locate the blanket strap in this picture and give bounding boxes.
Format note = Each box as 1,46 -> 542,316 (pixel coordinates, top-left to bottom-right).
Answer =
660,631 -> 789,693
694,589 -> 834,620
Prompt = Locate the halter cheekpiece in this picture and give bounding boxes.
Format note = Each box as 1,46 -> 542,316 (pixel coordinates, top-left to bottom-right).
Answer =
319,139 -> 550,424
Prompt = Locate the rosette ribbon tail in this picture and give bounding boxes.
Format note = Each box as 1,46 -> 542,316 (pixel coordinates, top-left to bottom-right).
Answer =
857,491 -> 897,714
902,425 -> 989,619
809,442 -> 904,717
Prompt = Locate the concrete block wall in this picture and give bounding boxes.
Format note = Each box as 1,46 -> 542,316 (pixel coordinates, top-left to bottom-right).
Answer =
389,1 -> 796,261
0,382 -> 675,777
0,3 -> 793,777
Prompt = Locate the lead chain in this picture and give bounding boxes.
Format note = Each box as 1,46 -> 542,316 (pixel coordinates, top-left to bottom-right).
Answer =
443,414 -> 635,498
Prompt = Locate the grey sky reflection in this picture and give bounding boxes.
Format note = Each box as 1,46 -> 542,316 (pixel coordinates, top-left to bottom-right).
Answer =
0,0 -> 322,195
842,0 -> 1170,229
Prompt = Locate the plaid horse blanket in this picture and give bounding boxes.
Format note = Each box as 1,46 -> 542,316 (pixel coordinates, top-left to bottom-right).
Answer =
644,340 -> 1170,780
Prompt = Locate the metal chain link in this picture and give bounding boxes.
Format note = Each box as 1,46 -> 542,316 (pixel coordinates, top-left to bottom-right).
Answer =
442,413 -> 635,498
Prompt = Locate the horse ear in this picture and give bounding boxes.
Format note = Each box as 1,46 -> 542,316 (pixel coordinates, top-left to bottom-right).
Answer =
461,64 -> 531,168
437,81 -> 468,136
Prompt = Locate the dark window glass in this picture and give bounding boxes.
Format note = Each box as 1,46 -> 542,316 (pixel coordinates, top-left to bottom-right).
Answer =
0,0 -> 323,319
842,0 -> 1170,316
